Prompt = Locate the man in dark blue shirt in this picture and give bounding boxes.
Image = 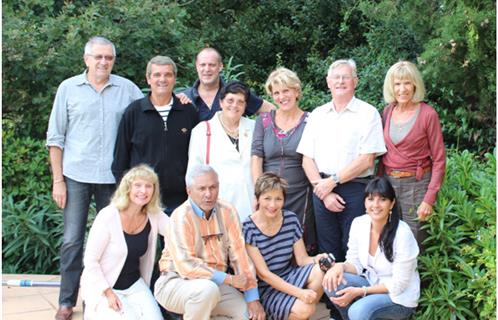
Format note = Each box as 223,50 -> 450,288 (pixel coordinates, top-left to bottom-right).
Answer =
179,47 -> 275,121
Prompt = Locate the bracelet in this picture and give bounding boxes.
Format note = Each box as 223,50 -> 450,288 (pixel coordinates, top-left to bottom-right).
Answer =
230,275 -> 233,286
53,179 -> 65,184
362,286 -> 368,297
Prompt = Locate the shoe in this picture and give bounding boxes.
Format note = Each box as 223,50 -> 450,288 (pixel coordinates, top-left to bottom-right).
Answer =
55,305 -> 73,320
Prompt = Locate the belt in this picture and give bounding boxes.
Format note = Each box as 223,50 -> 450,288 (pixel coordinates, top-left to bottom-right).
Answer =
387,166 -> 431,178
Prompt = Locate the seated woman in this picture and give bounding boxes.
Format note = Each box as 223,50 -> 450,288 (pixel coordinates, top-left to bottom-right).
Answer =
243,172 -> 326,320
323,177 -> 419,320
80,164 -> 168,320
188,81 -> 255,221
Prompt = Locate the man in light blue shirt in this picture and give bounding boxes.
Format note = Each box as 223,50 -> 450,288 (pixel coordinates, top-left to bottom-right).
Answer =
46,36 -> 143,320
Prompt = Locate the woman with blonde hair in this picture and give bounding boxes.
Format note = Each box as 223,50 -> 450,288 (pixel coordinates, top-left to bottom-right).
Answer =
380,61 -> 445,245
80,164 -> 168,319
251,67 -> 317,253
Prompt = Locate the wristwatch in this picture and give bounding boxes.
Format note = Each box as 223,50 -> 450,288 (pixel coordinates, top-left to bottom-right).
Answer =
331,173 -> 341,185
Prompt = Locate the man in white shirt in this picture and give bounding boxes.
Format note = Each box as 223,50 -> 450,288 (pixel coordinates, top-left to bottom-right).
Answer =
297,59 -> 386,262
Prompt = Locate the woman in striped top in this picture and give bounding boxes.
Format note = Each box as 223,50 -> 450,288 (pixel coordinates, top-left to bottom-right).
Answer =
243,173 -> 326,320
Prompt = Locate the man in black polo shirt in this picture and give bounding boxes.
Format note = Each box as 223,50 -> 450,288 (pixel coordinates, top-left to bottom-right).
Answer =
179,47 -> 275,121
112,55 -> 199,216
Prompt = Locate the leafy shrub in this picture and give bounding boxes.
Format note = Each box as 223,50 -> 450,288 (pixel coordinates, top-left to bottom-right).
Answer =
2,193 -> 63,274
416,150 -> 496,319
2,119 -> 52,200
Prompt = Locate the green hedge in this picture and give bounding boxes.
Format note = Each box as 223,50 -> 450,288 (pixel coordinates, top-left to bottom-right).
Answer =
416,150 -> 496,319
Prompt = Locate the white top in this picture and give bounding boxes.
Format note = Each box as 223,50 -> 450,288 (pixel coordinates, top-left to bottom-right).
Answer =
296,97 -> 386,177
346,214 -> 420,307
187,112 -> 255,221
80,205 -> 169,312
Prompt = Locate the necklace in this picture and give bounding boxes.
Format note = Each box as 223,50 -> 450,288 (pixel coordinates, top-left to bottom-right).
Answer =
219,113 -> 239,137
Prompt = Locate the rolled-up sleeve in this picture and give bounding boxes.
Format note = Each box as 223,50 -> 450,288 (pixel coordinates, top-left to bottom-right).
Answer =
46,83 -> 68,149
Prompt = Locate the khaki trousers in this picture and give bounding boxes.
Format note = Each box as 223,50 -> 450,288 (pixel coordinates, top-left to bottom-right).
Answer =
154,272 -> 248,320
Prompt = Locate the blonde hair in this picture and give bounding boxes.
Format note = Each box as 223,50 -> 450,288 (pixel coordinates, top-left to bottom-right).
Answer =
254,172 -> 288,200
265,67 -> 302,100
111,164 -> 162,213
383,61 -> 425,104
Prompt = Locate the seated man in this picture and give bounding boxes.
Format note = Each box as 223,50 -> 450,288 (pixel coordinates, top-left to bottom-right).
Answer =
154,164 -> 265,320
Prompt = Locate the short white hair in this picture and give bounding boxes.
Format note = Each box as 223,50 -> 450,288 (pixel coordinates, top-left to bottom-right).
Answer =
327,59 -> 357,77
84,36 -> 116,57
186,165 -> 218,188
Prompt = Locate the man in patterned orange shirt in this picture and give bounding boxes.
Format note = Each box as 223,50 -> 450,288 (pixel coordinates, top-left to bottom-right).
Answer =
154,165 -> 265,320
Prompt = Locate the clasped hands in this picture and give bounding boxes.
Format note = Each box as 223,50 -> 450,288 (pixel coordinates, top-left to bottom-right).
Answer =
311,178 -> 345,212
322,264 -> 358,308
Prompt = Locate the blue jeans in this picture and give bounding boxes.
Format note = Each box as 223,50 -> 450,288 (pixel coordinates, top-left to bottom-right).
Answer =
59,177 -> 115,307
325,273 -> 415,320
313,181 -> 366,262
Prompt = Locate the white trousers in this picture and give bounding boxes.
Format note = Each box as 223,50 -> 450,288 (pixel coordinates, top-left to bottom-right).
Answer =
85,278 -> 162,320
154,273 -> 248,320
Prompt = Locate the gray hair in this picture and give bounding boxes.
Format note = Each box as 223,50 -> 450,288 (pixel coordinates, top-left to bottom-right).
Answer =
327,59 -> 357,78
186,164 -> 218,188
146,55 -> 177,77
84,36 -> 116,57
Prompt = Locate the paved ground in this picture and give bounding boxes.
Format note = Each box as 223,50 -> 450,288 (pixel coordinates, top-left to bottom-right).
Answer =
2,274 -> 329,320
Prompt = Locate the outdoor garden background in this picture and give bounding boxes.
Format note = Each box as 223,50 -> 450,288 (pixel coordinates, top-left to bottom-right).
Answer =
2,1 -> 496,319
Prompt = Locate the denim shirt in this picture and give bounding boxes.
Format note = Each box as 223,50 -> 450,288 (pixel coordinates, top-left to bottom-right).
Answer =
46,71 -> 143,184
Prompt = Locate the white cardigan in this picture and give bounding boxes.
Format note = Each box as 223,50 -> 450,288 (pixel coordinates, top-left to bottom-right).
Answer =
187,112 -> 255,221
80,205 -> 169,312
346,214 -> 420,307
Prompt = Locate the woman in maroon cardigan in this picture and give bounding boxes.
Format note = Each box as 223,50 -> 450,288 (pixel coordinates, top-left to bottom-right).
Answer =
380,61 -> 445,246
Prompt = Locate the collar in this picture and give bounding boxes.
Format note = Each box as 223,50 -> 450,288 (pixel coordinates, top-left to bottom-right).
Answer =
189,198 -> 217,219
191,78 -> 225,100
328,96 -> 359,113
76,70 -> 117,88
141,93 -> 180,112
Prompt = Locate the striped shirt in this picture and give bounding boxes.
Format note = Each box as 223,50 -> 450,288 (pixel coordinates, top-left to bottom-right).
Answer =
155,99 -> 173,131
159,199 -> 259,302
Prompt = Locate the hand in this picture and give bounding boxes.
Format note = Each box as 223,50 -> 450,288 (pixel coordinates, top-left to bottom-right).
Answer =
323,193 -> 345,212
417,201 -> 433,221
298,288 -> 317,304
330,287 -> 362,308
322,263 -> 345,293
311,178 -> 336,200
104,288 -> 123,313
230,274 -> 248,290
176,92 -> 192,105
52,181 -> 67,209
247,300 -> 265,320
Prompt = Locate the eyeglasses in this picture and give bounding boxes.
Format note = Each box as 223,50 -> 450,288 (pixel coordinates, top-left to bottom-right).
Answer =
88,54 -> 115,61
329,74 -> 354,81
201,232 -> 224,244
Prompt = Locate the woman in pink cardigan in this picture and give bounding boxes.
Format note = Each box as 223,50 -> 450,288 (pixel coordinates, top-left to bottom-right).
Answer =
380,61 -> 445,246
80,164 -> 168,319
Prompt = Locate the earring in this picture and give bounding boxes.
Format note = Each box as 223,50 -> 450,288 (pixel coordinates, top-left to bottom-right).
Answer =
388,210 -> 392,223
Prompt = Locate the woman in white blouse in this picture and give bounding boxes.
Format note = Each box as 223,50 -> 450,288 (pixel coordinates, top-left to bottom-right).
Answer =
187,81 -> 255,221
322,177 -> 419,320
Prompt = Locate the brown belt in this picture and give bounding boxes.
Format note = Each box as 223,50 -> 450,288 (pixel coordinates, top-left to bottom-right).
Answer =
387,166 -> 431,178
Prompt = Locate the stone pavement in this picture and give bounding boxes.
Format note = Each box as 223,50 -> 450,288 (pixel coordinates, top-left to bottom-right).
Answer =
2,274 -> 329,320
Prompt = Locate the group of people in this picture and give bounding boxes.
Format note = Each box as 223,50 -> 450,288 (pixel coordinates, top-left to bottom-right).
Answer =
47,36 -> 446,320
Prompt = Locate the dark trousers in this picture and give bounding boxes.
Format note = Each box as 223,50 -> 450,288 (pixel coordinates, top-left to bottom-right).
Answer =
313,181 -> 367,262
59,177 -> 115,307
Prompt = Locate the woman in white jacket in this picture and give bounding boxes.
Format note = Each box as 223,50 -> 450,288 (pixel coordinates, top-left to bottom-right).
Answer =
187,81 -> 255,221
80,164 -> 168,320
322,177 -> 419,320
